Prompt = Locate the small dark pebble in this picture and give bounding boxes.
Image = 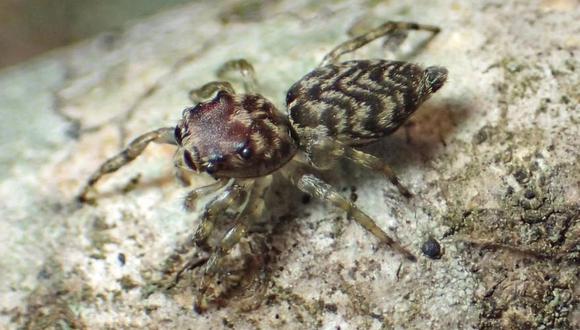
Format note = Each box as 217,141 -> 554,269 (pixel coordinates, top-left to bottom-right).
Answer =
513,169 -> 529,184
325,303 -> 338,313
118,253 -> 126,266
506,186 -> 515,195
473,129 -> 488,144
524,189 -> 536,199
421,237 -> 442,259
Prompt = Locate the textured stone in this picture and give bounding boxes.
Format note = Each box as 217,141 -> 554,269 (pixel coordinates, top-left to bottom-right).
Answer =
0,0 -> 578,329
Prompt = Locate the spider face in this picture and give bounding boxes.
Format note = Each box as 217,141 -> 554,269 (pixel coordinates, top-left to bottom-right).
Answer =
175,90 -> 298,178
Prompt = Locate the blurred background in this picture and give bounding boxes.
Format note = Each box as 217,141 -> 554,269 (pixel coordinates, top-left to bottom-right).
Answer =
0,0 -> 196,69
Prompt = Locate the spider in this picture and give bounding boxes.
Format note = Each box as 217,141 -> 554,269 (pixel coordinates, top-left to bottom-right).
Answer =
78,21 -> 447,311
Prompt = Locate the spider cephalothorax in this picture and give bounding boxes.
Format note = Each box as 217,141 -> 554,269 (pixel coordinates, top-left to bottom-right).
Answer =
78,21 -> 447,312
174,90 -> 297,178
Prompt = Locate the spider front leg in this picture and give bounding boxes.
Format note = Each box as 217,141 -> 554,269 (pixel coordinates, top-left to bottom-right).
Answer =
195,178 -> 270,312
156,179 -> 241,292
78,127 -> 176,203
320,21 -> 440,66
189,81 -> 235,103
285,162 -> 416,261
182,178 -> 231,212
202,177 -> 270,273
173,152 -> 196,186
191,179 -> 251,250
166,180 -> 251,297
217,59 -> 258,93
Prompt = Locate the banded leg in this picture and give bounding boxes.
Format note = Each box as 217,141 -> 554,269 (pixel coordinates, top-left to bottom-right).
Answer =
189,81 -> 235,103
305,138 -> 412,198
285,163 -> 416,261
78,127 -> 176,203
192,180 -> 251,249
157,179 -> 240,292
217,59 -> 258,93
342,145 -> 413,198
194,178 -> 269,312
183,178 -> 231,212
320,21 -> 440,66
203,177 -> 270,273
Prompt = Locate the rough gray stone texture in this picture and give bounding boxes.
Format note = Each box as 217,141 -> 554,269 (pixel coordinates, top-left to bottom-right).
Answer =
0,0 -> 578,329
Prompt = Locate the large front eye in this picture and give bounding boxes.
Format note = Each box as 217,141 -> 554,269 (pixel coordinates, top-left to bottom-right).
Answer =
236,142 -> 252,160
205,162 -> 217,174
183,150 -> 196,171
174,126 -> 183,145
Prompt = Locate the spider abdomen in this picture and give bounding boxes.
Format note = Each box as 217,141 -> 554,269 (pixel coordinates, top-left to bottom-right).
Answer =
286,60 -> 447,145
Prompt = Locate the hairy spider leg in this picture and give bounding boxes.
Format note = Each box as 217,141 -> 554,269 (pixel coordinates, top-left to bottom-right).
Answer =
341,143 -> 413,197
217,58 -> 258,93
284,161 -> 416,261
188,81 -> 235,103
304,138 -> 413,198
320,21 -> 440,66
203,177 -> 270,273
161,179 -> 256,311
195,177 -> 270,311
192,179 -> 252,249
78,127 -> 176,203
173,153 -> 193,186
182,178 -> 230,211
189,59 -> 257,104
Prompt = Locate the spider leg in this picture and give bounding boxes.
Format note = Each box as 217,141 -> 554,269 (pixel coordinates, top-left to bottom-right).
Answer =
183,178 -> 231,212
192,179 -> 251,249
188,81 -> 235,103
320,21 -> 440,66
188,59 -> 257,103
341,144 -> 413,198
173,152 -> 193,186
174,168 -> 191,187
284,162 -> 416,261
166,180 -> 250,300
203,177 -> 270,273
78,127 -> 176,203
157,180 -> 239,292
304,138 -> 412,198
194,178 -> 269,312
217,59 -> 258,93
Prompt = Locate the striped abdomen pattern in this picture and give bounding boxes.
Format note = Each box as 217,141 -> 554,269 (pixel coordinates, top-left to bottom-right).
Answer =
286,60 -> 435,145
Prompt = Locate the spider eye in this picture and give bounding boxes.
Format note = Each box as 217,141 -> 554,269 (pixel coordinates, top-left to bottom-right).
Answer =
240,147 -> 252,159
174,126 -> 183,145
183,150 -> 196,171
205,162 -> 217,174
236,143 -> 252,160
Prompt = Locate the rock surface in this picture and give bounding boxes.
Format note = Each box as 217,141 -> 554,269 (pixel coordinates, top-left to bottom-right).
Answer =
0,0 -> 578,329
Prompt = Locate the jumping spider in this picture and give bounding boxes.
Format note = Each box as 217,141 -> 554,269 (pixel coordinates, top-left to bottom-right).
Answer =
78,21 -> 447,311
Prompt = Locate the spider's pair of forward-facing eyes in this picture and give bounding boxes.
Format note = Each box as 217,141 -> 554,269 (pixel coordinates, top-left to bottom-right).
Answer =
174,125 -> 253,175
